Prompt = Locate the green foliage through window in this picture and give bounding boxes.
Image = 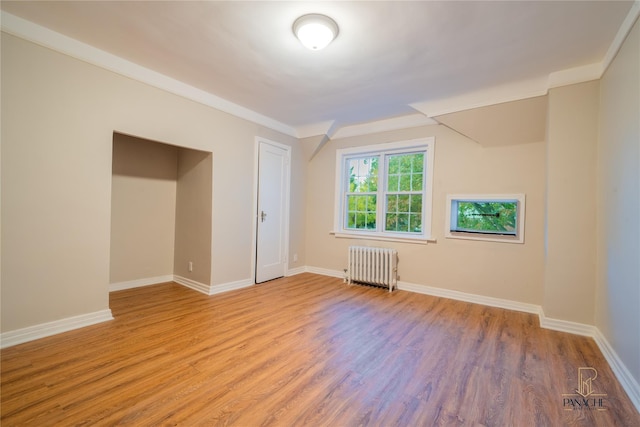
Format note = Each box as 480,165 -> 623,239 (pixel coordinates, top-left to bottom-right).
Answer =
339,139 -> 433,239
452,201 -> 517,235
346,157 -> 378,230
384,153 -> 424,233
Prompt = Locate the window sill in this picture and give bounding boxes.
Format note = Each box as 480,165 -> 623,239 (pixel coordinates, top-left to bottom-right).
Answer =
445,231 -> 523,244
331,231 -> 436,245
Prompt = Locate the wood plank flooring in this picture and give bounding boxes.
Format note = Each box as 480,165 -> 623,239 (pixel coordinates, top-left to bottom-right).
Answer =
2,273 -> 638,426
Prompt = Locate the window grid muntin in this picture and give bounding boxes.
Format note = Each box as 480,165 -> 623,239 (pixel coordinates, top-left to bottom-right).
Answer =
335,137 -> 435,242
384,152 -> 426,234
342,150 -> 427,235
344,155 -> 379,230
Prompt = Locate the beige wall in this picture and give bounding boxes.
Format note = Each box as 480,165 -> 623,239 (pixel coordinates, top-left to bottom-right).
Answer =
1,33 -> 303,332
2,21 -> 638,402
544,81 -> 600,324
596,18 -> 640,384
174,148 -> 212,284
306,125 -> 546,304
110,133 -> 178,284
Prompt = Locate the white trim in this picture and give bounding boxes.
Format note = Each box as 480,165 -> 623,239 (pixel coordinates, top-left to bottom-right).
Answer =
3,7 -> 639,142
444,194 -> 526,244
397,280 -> 541,315
410,77 -> 549,118
109,275 -> 174,292
110,274 -> 255,296
601,1 -> 640,76
547,63 -> 602,89
305,267 -> 639,411
0,12 -> 297,138
4,8 -> 638,142
305,267 -> 640,412
173,275 -> 211,295
537,309 -> 598,337
286,266 -> 307,276
331,114 -> 438,140
297,120 -> 337,139
593,328 -> 640,412
305,266 -> 345,279
333,137 -> 435,241
0,309 -> 114,349
331,232 -> 434,245
208,278 -> 254,295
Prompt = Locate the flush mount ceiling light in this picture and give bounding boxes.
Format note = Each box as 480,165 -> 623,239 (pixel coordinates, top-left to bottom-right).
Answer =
293,14 -> 339,50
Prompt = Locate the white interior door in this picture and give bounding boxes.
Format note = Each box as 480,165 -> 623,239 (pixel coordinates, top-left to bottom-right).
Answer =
256,141 -> 289,283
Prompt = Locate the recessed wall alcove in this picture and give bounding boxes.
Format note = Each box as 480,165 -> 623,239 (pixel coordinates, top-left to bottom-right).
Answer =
109,132 -> 213,292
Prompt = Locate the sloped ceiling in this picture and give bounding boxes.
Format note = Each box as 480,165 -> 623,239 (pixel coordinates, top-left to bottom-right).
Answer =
435,96 -> 548,147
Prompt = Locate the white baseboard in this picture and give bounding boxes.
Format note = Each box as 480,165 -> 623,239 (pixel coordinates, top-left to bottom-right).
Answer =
538,309 -> 598,336
286,266 -> 307,276
109,275 -> 174,292
398,280 -> 541,315
0,309 -> 113,349
112,275 -> 254,297
173,275 -> 211,295
306,266 -> 640,412
306,266 -> 345,279
4,267 -> 638,412
593,328 -> 640,412
208,278 -> 253,295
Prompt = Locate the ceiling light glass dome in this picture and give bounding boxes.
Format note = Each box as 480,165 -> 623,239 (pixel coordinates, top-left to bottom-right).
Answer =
293,14 -> 339,50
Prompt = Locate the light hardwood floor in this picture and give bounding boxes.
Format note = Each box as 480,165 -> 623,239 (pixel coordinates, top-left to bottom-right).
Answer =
2,273 -> 638,426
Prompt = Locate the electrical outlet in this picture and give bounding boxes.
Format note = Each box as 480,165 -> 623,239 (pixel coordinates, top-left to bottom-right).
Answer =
188,261 -> 193,272
293,253 -> 298,262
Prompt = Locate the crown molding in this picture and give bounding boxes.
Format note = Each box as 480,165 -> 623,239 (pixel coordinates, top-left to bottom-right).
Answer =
0,12 -> 298,138
3,2 -> 638,141
602,1 -> 640,74
296,120 -> 336,139
547,63 -> 602,89
331,113 -> 437,140
410,77 -> 549,118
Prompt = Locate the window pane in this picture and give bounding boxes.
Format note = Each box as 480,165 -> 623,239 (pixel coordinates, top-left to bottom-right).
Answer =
347,213 -> 356,228
388,156 -> 400,174
397,195 -> 410,212
346,195 -> 377,230
397,213 -> 409,231
410,195 -> 422,213
399,174 -> 411,191
348,196 -> 356,211
399,156 -> 412,173
410,214 -> 422,232
387,195 -> 398,212
387,153 -> 425,193
348,156 -> 378,193
338,140 -> 432,239
387,175 -> 399,192
454,201 -> 517,235
386,213 -> 398,231
412,154 -> 424,173
412,173 -> 423,191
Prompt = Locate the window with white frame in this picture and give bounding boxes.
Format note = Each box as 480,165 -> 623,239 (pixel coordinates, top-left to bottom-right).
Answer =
334,138 -> 435,243
445,194 -> 525,243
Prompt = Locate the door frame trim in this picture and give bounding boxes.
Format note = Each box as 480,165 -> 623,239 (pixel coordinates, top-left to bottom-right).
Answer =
251,137 -> 291,284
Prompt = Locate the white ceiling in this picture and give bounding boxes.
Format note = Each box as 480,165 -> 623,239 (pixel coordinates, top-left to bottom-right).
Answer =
1,1 -> 635,137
